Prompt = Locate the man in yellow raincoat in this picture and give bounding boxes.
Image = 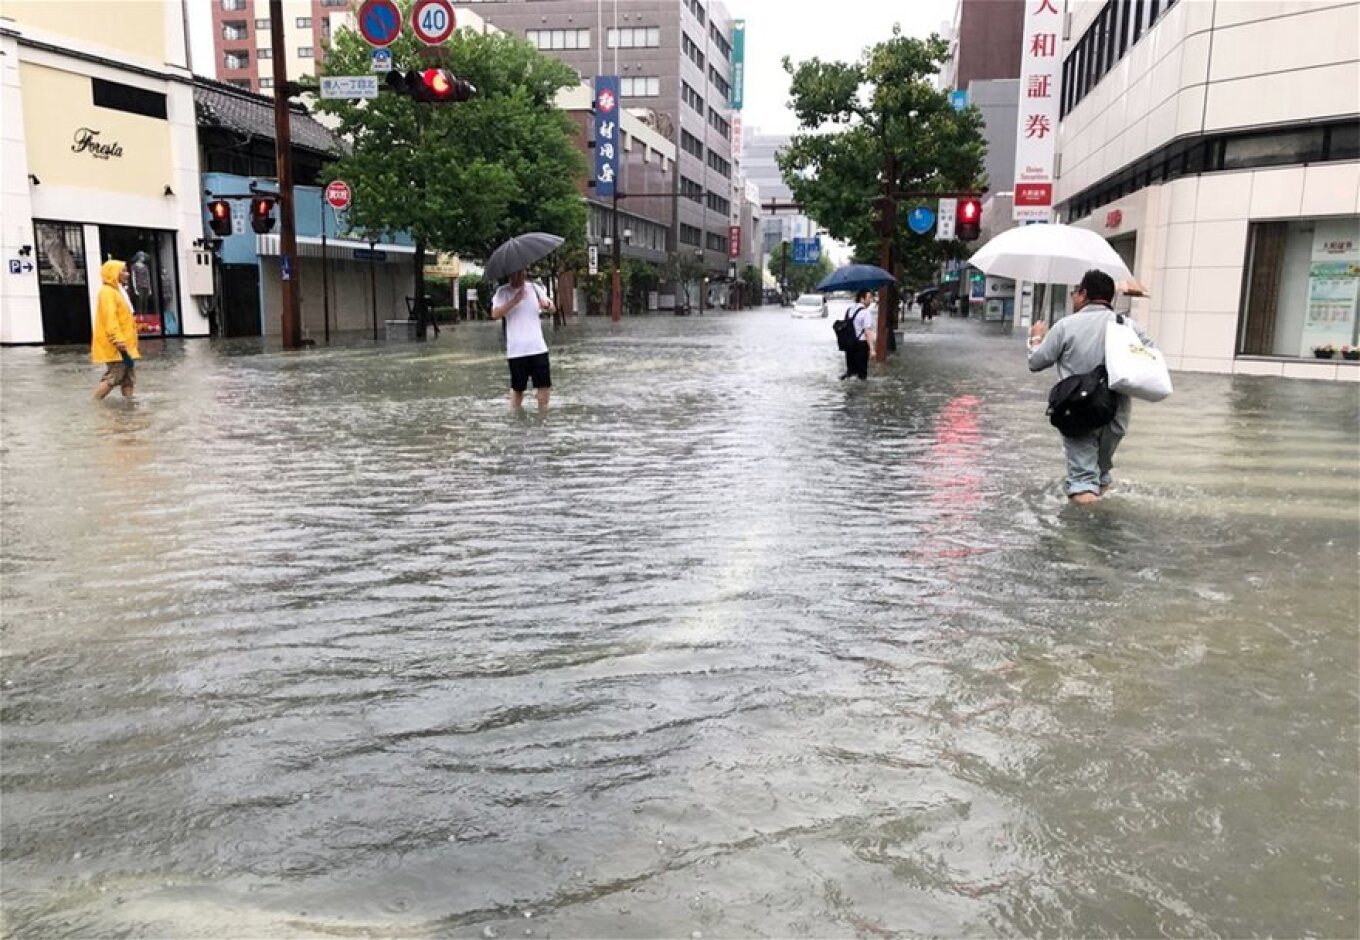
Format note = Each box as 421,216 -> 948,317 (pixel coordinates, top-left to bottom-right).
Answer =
91,259 -> 140,400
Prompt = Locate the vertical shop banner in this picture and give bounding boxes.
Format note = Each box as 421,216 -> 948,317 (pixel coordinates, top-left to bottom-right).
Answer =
1013,0 -> 1061,222
1300,221 -> 1360,355
731,114 -> 743,163
594,75 -> 621,199
729,21 -> 745,110
729,225 -> 742,258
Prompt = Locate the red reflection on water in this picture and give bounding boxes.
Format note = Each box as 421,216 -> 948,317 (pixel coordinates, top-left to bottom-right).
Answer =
930,395 -> 983,511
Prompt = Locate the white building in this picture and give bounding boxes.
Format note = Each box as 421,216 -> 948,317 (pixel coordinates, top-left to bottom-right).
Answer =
1,0 -> 212,345
1054,0 -> 1360,380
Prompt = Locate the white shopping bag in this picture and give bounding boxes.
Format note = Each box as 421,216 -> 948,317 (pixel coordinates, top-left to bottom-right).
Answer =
1105,314 -> 1173,402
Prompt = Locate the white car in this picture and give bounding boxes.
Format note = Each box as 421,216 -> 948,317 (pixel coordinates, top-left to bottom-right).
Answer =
791,293 -> 827,318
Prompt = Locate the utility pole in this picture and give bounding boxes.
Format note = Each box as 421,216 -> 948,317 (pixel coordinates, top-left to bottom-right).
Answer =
269,0 -> 301,349
874,152 -> 897,364
611,189 -> 622,322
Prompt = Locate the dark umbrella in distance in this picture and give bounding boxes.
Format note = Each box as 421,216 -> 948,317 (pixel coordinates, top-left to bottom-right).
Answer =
484,232 -> 565,282
815,263 -> 896,294
914,285 -> 941,303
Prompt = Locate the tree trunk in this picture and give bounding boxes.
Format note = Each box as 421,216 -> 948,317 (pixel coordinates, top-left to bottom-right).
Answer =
411,238 -> 428,341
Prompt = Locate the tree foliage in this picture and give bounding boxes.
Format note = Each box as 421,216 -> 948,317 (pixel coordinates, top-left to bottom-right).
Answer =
777,30 -> 987,285
314,8 -> 587,265
767,241 -> 833,295
663,251 -> 705,309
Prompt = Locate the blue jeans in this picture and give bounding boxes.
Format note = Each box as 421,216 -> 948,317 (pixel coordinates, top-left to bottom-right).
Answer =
1062,425 -> 1123,496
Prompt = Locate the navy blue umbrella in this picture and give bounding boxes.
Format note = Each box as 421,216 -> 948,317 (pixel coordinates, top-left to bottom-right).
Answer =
815,263 -> 896,294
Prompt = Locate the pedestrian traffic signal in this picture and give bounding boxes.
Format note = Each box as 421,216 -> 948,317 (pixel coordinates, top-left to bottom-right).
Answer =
207,199 -> 232,237
250,197 -> 276,234
956,198 -> 982,241
385,68 -> 476,103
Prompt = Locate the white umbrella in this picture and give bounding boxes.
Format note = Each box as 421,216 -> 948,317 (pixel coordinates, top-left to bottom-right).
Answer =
968,223 -> 1133,284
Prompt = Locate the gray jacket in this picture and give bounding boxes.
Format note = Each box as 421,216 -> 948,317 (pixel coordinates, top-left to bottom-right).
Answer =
1028,303 -> 1153,434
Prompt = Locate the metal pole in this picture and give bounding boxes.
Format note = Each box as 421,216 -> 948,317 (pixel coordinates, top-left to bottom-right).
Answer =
268,0 -> 301,349
611,190 -> 622,322
369,239 -> 378,341
321,203 -> 330,343
875,152 -> 895,364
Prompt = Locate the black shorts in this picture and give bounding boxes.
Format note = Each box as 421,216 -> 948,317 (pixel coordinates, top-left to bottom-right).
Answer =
508,352 -> 551,393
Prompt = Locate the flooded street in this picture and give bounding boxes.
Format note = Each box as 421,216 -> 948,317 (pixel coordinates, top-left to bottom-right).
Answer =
2,311 -> 1357,938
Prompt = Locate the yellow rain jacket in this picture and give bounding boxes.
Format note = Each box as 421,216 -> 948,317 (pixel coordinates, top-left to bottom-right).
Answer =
90,260 -> 140,364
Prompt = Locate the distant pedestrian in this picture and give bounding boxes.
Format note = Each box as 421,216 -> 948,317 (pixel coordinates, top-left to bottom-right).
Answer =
1027,269 -> 1154,505
921,294 -> 936,321
91,260 -> 139,401
491,269 -> 556,411
838,289 -> 877,381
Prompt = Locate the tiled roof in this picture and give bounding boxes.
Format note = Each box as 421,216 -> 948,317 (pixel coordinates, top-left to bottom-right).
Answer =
193,77 -> 345,156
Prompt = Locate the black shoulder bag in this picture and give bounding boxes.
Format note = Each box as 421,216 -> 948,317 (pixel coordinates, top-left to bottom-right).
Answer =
1047,364 -> 1116,438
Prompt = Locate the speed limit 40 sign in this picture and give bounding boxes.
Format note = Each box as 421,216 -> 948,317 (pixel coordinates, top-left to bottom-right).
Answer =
411,0 -> 456,45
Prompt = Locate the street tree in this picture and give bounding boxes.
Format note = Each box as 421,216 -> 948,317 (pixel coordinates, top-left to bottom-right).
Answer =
777,30 -> 986,334
662,251 -> 705,313
315,9 -> 587,331
767,241 -> 833,296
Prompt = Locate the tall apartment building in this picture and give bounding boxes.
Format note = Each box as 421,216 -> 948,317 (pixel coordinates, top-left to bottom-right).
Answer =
213,0 -> 353,93
1054,0 -> 1360,380
940,0 -> 1025,91
470,0 -> 742,275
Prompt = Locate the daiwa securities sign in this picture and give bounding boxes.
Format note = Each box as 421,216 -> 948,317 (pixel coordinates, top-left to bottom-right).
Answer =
1013,0 -> 1061,222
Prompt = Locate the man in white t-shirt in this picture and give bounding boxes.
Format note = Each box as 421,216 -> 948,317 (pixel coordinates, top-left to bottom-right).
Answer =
491,269 -> 556,411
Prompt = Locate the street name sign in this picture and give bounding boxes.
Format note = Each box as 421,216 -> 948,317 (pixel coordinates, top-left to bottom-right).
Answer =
357,0 -> 402,48
411,0 -> 456,45
936,198 -> 957,240
321,76 -> 379,100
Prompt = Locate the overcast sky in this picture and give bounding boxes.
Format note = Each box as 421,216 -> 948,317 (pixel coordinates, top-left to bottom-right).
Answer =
731,0 -> 956,136
188,0 -> 958,130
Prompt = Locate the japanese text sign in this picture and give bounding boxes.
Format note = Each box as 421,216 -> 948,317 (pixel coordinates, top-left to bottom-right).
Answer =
1013,0 -> 1061,222
594,75 -> 621,199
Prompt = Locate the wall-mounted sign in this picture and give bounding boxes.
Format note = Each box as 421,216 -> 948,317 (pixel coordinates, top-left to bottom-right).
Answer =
593,75 -> 621,199
71,127 -> 123,160
1105,209 -> 1124,230
730,21 -> 745,110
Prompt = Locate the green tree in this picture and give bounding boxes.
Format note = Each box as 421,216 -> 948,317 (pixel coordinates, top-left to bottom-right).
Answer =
777,29 -> 987,325
740,264 -> 763,307
315,7 -> 587,331
767,241 -> 833,295
663,251 -> 705,312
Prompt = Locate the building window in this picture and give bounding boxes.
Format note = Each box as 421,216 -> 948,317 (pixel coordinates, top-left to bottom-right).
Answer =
682,32 -> 704,70
296,17 -> 312,28
1063,0 -> 1182,117
259,78 -> 274,89
681,177 -> 703,203
688,0 -> 706,26
255,18 -> 269,29
680,129 -> 704,160
1222,129 -> 1325,170
708,66 -> 730,102
224,52 -> 249,70
707,107 -> 730,138
682,81 -> 704,114
227,79 -> 252,90
221,0 -> 246,10
320,0 -> 348,5
258,47 -> 272,59
222,22 -> 248,41
621,76 -> 659,97
706,191 -> 730,216
298,47 -> 314,58
709,23 -> 731,60
607,27 -> 659,48
680,223 -> 702,246
1239,218 -> 1360,358
92,78 -> 168,119
707,151 -> 731,179
526,29 -> 591,51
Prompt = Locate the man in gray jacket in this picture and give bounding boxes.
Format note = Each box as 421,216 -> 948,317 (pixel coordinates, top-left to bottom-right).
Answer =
1027,269 -> 1153,506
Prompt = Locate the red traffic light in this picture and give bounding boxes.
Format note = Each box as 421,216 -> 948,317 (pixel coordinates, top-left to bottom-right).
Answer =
387,68 -> 476,103
250,197 -> 276,234
207,199 -> 232,236
956,197 -> 982,241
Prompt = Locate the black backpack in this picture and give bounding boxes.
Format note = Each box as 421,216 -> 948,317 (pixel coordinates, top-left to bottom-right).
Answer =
1047,365 -> 1117,437
833,305 -> 861,352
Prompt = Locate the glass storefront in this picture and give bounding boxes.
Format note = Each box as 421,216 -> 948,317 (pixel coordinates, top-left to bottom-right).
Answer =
98,226 -> 182,337
1240,216 -> 1360,358
34,220 -> 91,346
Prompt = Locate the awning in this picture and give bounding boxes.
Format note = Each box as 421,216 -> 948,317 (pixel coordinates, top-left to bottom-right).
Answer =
255,234 -> 420,262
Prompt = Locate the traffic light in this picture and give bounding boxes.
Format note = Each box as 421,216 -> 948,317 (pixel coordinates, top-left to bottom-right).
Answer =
207,199 -> 232,237
250,197 -> 276,234
385,68 -> 476,103
956,197 -> 982,241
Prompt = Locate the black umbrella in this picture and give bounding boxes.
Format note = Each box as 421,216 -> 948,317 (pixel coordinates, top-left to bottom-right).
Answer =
914,286 -> 941,302
815,263 -> 895,294
484,232 -> 565,282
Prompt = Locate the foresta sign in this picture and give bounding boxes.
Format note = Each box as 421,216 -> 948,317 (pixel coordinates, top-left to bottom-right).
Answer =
70,127 -> 124,160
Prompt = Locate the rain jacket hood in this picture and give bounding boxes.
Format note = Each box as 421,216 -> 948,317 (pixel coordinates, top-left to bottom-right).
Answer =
91,259 -> 140,363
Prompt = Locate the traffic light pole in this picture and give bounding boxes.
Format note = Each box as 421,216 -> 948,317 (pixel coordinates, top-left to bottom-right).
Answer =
269,0 -> 301,349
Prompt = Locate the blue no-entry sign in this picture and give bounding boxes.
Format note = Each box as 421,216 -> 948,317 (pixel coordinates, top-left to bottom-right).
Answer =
907,206 -> 936,235
357,0 -> 402,48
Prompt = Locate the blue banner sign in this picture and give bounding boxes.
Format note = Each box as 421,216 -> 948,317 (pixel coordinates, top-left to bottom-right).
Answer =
594,75 -> 621,199
792,237 -> 821,265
